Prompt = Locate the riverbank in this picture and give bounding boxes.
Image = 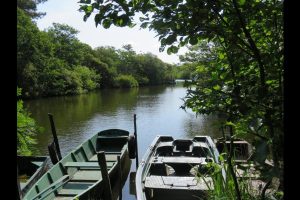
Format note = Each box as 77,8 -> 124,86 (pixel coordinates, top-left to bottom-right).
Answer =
24,84 -> 223,199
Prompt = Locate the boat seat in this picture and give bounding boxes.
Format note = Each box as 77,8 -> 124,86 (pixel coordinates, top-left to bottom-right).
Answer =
89,154 -> 120,162
64,162 -> 114,169
172,140 -> 193,152
30,175 -> 70,200
97,135 -> 129,139
155,157 -> 206,175
71,170 -> 102,182
145,175 -> 209,190
159,156 -> 205,164
57,181 -> 95,196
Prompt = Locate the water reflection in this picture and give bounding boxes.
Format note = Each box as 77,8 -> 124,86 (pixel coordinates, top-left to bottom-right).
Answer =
24,84 -> 222,200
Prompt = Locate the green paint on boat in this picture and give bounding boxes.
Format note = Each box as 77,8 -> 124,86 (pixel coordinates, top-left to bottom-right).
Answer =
23,129 -> 132,200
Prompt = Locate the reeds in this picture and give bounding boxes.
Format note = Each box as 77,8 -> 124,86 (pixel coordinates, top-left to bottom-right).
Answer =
195,154 -> 277,200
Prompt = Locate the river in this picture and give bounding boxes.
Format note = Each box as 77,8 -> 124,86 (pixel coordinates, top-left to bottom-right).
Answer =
24,83 -> 222,199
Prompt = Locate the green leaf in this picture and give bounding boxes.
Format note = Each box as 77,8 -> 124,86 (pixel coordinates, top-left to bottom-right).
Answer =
79,0 -> 91,3
219,53 -> 225,59
211,72 -> 218,80
83,13 -> 91,22
196,65 -> 205,73
238,0 -> 246,6
167,46 -> 179,54
116,18 -> 124,26
102,19 -> 111,29
203,88 -> 212,95
140,22 -> 149,28
17,87 -> 22,96
165,34 -> 177,45
86,5 -> 93,13
94,14 -> 102,26
220,73 -> 226,79
225,98 -> 232,104
266,31 -> 271,36
189,37 -> 198,45
213,85 -> 221,91
225,121 -> 236,127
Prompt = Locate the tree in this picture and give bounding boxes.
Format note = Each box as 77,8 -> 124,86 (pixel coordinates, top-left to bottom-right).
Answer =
79,0 -> 283,198
17,0 -> 47,19
46,23 -> 86,66
17,7 -> 54,97
93,46 -> 120,69
17,12 -> 102,97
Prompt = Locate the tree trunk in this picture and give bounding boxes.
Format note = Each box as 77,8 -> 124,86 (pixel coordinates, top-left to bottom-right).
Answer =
228,126 -> 242,200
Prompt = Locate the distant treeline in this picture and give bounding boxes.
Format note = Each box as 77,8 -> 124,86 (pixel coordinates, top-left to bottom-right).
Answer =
17,8 -> 180,98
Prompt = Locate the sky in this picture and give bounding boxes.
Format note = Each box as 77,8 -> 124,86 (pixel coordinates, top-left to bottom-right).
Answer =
36,0 -> 187,64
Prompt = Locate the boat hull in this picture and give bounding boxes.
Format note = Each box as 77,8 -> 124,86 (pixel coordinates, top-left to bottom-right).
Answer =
23,129 -> 132,200
18,156 -> 51,197
136,135 -> 223,200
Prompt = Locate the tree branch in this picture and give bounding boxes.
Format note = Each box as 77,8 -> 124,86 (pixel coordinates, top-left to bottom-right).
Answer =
232,0 -> 267,92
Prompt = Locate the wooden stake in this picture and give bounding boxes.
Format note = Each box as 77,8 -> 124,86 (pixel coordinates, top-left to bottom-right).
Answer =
48,142 -> 59,165
97,151 -> 112,200
134,114 -> 139,169
117,155 -> 122,200
48,113 -> 62,160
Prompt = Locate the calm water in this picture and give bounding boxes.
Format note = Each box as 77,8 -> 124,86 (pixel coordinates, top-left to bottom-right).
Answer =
24,84 -> 222,199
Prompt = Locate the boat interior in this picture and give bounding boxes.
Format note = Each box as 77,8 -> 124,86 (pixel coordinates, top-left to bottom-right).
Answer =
144,136 -> 215,200
24,129 -> 129,200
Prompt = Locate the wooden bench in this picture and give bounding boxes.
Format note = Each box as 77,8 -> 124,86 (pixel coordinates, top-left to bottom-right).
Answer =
64,162 -> 114,169
89,154 -> 120,162
31,175 -> 69,200
71,170 -> 102,182
144,175 -> 210,190
154,156 -> 207,164
57,181 -> 95,196
97,136 -> 128,139
152,157 -> 208,175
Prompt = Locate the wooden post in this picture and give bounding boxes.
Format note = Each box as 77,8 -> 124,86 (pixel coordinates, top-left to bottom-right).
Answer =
48,142 -> 59,165
134,114 -> 139,169
48,113 -> 62,160
117,156 -> 122,200
97,151 -> 112,200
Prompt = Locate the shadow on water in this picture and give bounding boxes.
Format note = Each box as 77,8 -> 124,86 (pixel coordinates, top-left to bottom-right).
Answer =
23,84 -> 222,200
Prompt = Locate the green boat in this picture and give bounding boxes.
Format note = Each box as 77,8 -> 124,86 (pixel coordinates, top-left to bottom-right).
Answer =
18,156 -> 51,197
23,129 -> 133,200
135,135 -> 224,200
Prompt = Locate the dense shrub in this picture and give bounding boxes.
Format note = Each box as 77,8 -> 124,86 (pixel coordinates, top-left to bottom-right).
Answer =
17,87 -> 42,155
114,75 -> 139,88
73,65 -> 100,91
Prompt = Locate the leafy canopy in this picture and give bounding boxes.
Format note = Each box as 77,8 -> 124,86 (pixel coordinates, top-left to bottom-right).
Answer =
78,0 -> 283,174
